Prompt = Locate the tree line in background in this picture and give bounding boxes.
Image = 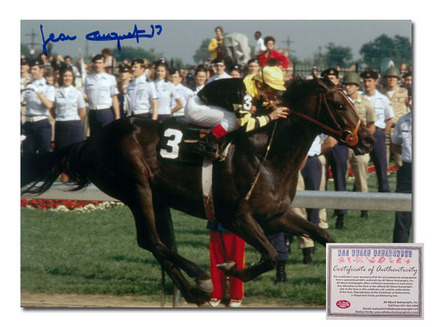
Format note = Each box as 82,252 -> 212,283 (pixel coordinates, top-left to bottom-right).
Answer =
21,33 -> 412,71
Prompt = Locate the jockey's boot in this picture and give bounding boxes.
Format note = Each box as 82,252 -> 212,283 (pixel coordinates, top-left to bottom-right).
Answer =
190,124 -> 227,161
190,132 -> 221,161
275,260 -> 287,283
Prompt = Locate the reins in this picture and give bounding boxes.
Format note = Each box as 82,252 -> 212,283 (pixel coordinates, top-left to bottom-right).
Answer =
244,85 -> 362,202
245,120 -> 278,201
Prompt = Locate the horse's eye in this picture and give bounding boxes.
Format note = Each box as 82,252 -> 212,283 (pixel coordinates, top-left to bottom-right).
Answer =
335,103 -> 346,111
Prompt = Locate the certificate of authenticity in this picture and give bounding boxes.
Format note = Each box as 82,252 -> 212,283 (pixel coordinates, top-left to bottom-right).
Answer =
326,243 -> 423,319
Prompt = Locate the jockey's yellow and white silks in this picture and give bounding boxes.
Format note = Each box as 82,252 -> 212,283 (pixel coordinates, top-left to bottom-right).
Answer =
185,67 -> 285,134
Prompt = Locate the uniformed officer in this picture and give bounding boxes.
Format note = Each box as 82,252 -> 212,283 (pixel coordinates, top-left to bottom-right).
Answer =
21,57 -> 32,136
321,67 -> 340,86
117,63 -> 132,118
294,134 -> 336,261
84,54 -> 120,137
127,58 -> 158,119
384,67 -> 409,170
391,91 -> 412,242
343,72 -> 377,218
302,134 -> 329,226
21,58 -> 55,155
361,69 -> 394,193
321,68 -> 348,228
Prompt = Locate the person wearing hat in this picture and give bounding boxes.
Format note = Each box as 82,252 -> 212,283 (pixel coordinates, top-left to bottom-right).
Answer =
21,57 -> 32,90
343,72 -> 377,219
184,65 -> 289,159
321,67 -> 340,86
361,69 -> 394,193
21,57 -> 32,127
384,66 -> 409,170
229,65 -> 243,78
21,58 -> 55,155
169,67 -> 194,117
206,57 -> 232,84
116,63 -> 132,118
391,89 -> 412,242
84,54 -> 120,137
321,68 -> 349,227
127,58 -> 158,119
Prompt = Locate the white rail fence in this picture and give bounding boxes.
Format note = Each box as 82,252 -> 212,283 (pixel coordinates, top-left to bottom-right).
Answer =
22,183 -> 412,212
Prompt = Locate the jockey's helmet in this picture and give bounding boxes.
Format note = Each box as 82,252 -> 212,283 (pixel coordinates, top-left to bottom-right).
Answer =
256,66 -> 286,91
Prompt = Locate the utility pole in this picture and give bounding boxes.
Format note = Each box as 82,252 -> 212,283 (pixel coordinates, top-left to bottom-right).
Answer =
282,36 -> 295,57
25,29 -> 38,58
284,36 -> 294,48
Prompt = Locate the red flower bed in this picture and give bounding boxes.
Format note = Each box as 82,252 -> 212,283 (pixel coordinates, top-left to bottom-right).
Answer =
21,198 -> 103,210
328,165 -> 396,179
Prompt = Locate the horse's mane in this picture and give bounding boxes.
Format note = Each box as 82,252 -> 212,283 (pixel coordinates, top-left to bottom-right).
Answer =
282,76 -> 333,107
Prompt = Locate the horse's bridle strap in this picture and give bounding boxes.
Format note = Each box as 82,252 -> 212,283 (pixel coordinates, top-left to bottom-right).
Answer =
286,89 -> 361,146
286,108 -> 344,139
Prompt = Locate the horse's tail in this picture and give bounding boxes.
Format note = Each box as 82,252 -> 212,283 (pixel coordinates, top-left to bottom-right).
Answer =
21,141 -> 90,195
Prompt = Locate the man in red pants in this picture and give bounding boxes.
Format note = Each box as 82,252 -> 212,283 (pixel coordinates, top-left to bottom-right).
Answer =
208,222 -> 245,307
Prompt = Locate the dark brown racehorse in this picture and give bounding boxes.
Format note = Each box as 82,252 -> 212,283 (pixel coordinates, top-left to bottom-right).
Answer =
21,76 -> 374,305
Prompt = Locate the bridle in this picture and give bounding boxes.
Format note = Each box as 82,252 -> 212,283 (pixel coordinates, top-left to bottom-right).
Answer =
246,83 -> 361,202
286,86 -> 361,146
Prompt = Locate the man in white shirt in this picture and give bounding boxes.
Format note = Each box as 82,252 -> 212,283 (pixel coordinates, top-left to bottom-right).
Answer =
206,57 -> 232,84
84,54 -> 120,136
21,58 -> 55,154
361,70 -> 395,193
128,58 -> 158,119
343,72 -> 377,218
384,66 -> 409,170
254,31 -> 266,58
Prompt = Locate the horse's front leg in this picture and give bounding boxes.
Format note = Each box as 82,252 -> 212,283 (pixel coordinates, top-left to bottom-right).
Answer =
261,208 -> 335,246
216,203 -> 280,282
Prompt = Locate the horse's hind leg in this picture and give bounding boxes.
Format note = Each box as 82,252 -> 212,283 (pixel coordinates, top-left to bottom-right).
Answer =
155,257 -> 210,306
152,197 -> 213,293
127,187 -> 212,305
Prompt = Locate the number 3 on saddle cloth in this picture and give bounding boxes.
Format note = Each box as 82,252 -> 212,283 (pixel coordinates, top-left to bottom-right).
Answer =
157,117 -> 228,164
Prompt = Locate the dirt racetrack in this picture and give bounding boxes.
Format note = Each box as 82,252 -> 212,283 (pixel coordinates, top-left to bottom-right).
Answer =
21,293 -> 195,308
21,293 -> 291,308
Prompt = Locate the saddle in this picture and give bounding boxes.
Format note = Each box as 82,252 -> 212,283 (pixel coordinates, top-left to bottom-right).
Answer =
157,117 -> 229,221
157,117 -> 230,165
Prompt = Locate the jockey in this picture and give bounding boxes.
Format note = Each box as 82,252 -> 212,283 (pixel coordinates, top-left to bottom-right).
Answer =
184,65 -> 289,159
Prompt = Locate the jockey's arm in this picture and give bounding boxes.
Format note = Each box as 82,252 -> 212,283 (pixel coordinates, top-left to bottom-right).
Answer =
234,94 -> 289,132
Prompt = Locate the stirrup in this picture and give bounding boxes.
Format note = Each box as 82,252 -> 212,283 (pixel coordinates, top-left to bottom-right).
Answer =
190,140 -> 221,161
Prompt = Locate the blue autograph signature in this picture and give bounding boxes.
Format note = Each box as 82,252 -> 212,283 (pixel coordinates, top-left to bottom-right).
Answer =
40,24 -> 77,55
40,24 -> 163,55
86,24 -> 162,51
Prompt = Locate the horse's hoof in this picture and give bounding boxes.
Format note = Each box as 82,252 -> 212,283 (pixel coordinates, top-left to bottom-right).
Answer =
216,261 -> 236,272
195,278 -> 213,293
